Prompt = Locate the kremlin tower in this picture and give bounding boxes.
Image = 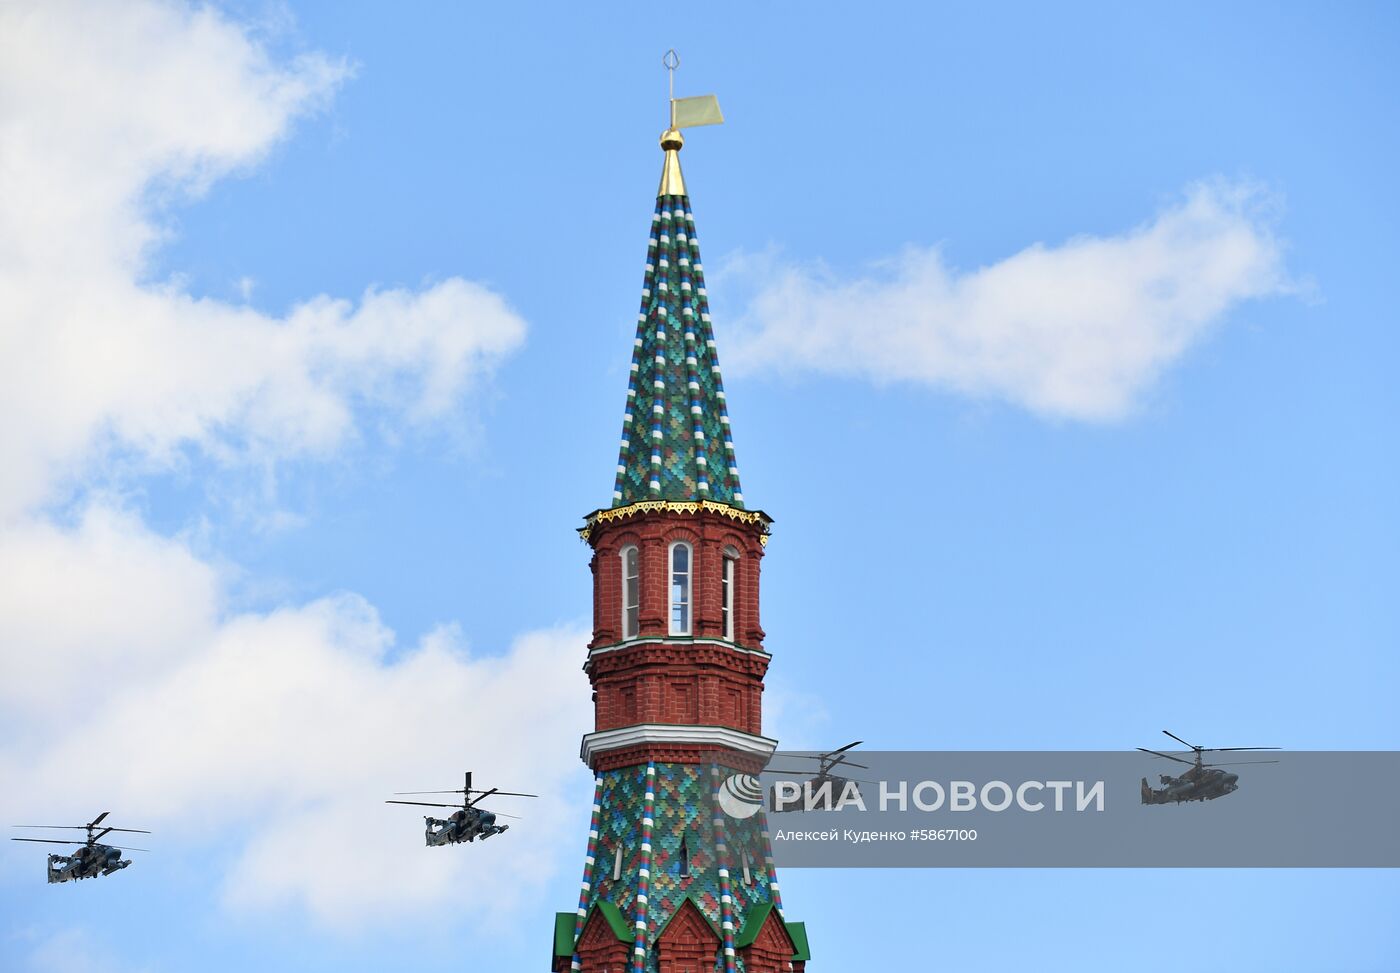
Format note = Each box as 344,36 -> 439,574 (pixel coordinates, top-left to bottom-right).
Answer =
551,88 -> 811,973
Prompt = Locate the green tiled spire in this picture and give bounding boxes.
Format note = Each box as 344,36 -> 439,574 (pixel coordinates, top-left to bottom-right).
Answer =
612,137 -> 743,508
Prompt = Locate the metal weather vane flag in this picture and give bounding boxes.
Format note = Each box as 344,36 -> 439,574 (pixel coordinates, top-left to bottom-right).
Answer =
665,49 -> 724,130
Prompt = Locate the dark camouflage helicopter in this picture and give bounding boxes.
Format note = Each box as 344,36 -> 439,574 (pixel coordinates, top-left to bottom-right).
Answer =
764,741 -> 871,813
10,811 -> 150,883
386,772 -> 536,846
1138,730 -> 1279,804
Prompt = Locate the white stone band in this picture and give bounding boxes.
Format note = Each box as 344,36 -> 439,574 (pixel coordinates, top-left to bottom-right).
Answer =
586,637 -> 770,662
580,723 -> 778,766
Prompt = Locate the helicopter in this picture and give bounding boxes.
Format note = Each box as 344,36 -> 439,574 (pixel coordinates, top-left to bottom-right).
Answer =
1138,730 -> 1279,804
10,811 -> 150,883
764,741 -> 871,813
386,771 -> 537,846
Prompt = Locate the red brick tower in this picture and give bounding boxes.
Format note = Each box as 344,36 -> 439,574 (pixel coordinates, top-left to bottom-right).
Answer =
550,101 -> 810,973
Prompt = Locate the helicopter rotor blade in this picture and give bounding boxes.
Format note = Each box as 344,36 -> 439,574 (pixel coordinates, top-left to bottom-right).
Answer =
822,741 -> 864,758
1138,747 -> 1197,767
12,823 -> 150,833
1201,747 -> 1281,752
94,827 -> 113,842
770,753 -> 845,765
1204,760 -> 1281,767
763,756 -> 825,767
468,788 -> 499,808
393,788 -> 539,798
12,825 -> 92,830
776,742 -> 867,763
387,798 -> 522,819
1161,730 -> 1199,751
760,772 -> 879,785
21,824 -> 145,834
87,811 -> 110,830
768,754 -> 869,770
821,755 -> 869,771
11,838 -> 86,846
386,800 -> 462,809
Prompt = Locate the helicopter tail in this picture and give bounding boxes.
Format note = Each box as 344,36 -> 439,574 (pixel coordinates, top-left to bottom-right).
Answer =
1140,777 -> 1152,805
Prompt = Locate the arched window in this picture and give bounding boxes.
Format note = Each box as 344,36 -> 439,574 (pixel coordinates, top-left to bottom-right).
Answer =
669,542 -> 692,635
620,545 -> 640,639
721,545 -> 739,641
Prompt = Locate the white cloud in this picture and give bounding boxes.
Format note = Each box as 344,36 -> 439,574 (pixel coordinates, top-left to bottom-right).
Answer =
20,928 -> 153,973
0,0 -> 526,518
721,182 -> 1291,421
0,547 -> 591,924
0,506 -> 217,724
0,0 -> 572,930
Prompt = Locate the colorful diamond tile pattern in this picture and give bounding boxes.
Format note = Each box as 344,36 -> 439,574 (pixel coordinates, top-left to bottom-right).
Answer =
612,194 -> 744,509
570,775 -> 606,971
573,762 -> 781,973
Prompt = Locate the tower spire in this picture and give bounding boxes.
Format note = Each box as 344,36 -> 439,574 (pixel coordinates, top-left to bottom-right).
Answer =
556,58 -> 810,973
612,55 -> 736,508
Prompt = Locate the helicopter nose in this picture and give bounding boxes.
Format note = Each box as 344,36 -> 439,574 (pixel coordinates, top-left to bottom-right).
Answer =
1224,774 -> 1238,784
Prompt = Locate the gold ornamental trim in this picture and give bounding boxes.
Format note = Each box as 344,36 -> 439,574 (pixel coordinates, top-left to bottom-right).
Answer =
579,499 -> 772,544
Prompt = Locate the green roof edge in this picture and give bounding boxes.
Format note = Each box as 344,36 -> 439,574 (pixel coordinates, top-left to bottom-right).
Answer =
595,900 -> 631,942
788,920 -> 812,962
553,900 -> 631,959
552,912 -> 575,958
734,903 -> 810,962
734,901 -> 775,949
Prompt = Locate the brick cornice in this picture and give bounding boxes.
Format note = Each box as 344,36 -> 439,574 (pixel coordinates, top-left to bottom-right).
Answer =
587,640 -> 772,680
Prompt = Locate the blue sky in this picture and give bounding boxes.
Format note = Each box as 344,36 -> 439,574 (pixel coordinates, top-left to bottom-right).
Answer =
1,2 -> 1396,971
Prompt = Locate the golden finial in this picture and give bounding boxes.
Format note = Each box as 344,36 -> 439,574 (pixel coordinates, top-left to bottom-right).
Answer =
657,50 -> 723,198
658,129 -> 686,196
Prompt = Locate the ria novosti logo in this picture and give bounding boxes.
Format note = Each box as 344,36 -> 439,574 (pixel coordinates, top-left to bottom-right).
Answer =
716,774 -> 765,819
717,770 -> 1106,819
